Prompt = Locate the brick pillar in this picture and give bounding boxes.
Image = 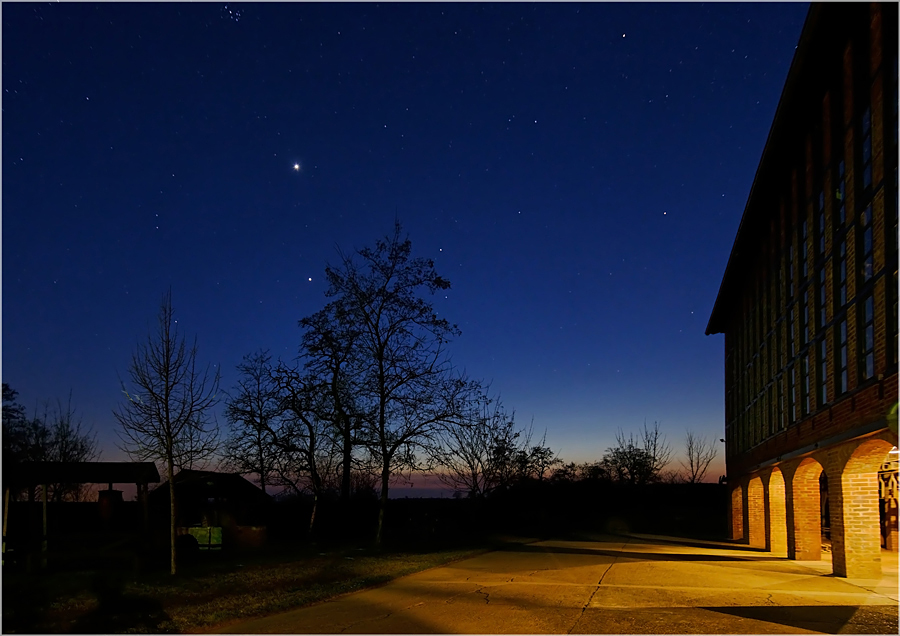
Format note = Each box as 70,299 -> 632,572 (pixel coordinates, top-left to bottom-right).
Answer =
830,470 -> 882,578
748,476 -> 766,549
789,460 -> 823,561
765,469 -> 788,556
731,485 -> 743,540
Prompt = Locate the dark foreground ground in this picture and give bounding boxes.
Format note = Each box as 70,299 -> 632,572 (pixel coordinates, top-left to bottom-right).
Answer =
214,533 -> 900,635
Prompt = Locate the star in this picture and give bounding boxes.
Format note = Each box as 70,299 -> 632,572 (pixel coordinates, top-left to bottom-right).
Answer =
293,163 -> 301,171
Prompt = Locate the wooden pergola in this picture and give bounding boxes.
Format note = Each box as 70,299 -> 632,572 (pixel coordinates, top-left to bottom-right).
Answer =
2,461 -> 160,568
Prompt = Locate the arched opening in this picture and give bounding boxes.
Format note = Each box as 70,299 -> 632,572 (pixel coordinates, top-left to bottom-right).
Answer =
832,438 -> 896,578
789,457 -> 823,560
730,484 -> 743,541
766,468 -> 787,556
747,475 -> 765,549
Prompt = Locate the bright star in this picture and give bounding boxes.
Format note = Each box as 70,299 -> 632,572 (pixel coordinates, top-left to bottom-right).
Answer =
293,163 -> 300,171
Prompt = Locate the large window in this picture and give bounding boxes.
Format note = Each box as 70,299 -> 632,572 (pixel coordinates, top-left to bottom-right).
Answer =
801,354 -> 811,417
787,244 -> 795,301
817,268 -> 827,328
817,337 -> 828,407
835,238 -> 847,308
859,293 -> 875,381
836,318 -> 848,395
801,294 -> 810,346
778,374 -> 786,431
788,364 -> 797,425
800,220 -> 809,281
861,106 -> 873,191
858,204 -> 874,284
816,190 -> 826,256
835,160 -> 846,227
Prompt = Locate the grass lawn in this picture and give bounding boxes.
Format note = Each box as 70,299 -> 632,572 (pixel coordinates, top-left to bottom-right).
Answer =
1,541 -> 499,633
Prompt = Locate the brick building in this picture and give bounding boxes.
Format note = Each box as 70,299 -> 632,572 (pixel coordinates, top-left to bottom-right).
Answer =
706,3 -> 898,578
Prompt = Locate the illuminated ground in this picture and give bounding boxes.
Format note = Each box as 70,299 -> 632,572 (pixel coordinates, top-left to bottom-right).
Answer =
212,534 -> 899,634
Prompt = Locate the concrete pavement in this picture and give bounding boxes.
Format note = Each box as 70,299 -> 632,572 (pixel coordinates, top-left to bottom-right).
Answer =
213,534 -> 899,634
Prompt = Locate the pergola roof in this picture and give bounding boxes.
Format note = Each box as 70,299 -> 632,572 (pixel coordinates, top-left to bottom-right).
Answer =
5,461 -> 160,487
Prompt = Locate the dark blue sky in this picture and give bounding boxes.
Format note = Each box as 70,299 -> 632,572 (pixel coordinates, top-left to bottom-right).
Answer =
3,2 -> 809,475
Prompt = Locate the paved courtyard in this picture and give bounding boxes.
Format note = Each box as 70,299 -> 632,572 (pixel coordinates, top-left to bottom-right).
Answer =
214,534 -> 899,634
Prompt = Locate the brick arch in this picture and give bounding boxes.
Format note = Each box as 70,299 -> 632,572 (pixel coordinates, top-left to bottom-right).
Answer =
765,467 -> 788,556
831,438 -> 895,578
790,457 -> 824,560
747,475 -> 766,548
844,438 -> 896,475
730,484 -> 743,540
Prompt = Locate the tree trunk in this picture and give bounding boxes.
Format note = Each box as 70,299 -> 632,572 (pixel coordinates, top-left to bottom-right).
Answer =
375,467 -> 390,546
341,429 -> 352,503
308,493 -> 318,536
167,460 -> 176,575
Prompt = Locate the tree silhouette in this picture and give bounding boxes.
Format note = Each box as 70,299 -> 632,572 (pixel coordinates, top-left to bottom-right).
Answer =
113,290 -> 220,575
322,222 -> 476,544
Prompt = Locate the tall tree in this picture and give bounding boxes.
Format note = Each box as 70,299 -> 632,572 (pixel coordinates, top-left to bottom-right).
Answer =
223,351 -> 280,490
299,305 -> 366,504
680,430 -> 718,483
113,290 -> 220,575
324,223 -> 476,544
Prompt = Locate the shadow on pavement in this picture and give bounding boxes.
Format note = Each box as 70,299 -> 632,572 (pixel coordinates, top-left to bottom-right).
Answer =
702,605 -> 899,635
627,533 -> 768,553
502,542 -> 775,563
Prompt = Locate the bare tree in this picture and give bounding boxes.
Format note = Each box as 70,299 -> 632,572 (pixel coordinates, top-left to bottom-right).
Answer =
113,290 -> 220,575
324,223 -> 477,544
601,421 -> 672,486
2,386 -> 99,501
680,430 -> 718,483
223,351 -> 281,490
436,394 -> 506,498
269,362 -> 342,534
41,393 -> 100,501
437,394 -> 560,497
299,305 -> 367,504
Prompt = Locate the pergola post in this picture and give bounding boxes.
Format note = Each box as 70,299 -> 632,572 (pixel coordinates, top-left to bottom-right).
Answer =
41,483 -> 48,570
3,486 -> 10,565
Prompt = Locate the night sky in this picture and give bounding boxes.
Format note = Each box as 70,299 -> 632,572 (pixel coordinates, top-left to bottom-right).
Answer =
3,2 -> 810,483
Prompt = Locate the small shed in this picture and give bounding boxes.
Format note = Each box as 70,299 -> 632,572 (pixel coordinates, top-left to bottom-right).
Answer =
149,469 -> 271,549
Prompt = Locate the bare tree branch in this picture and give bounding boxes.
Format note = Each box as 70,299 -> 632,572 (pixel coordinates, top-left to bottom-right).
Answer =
113,290 -> 220,575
